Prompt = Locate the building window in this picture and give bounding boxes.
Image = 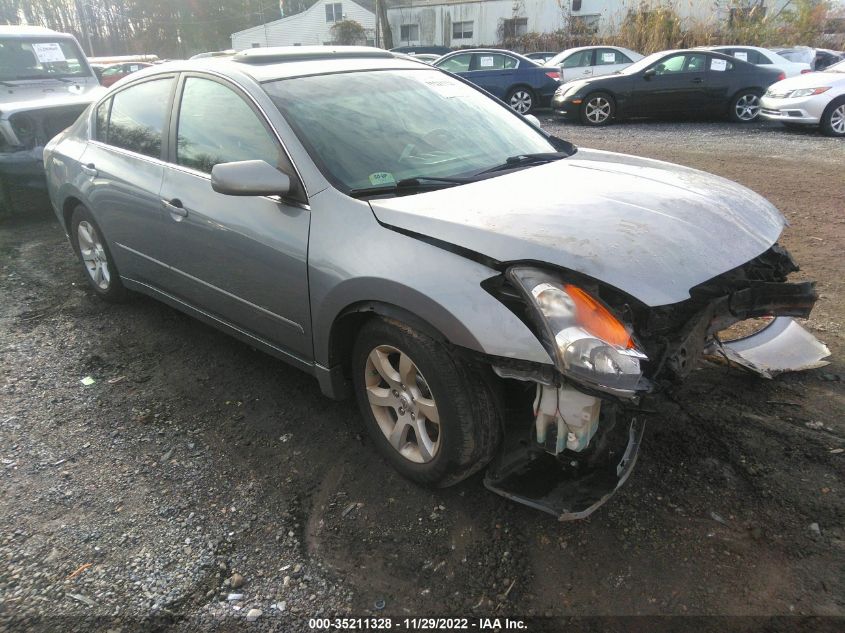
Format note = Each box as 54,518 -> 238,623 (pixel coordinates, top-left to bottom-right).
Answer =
325,3 -> 342,22
452,21 -> 473,39
572,0 -> 582,11
400,24 -> 420,41
571,14 -> 600,34
502,17 -> 528,39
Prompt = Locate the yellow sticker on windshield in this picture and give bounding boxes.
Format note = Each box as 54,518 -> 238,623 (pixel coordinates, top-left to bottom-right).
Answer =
369,172 -> 396,186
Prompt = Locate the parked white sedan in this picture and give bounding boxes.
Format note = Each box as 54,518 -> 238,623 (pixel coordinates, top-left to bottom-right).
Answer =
760,59 -> 845,136
703,46 -> 811,77
545,46 -> 643,83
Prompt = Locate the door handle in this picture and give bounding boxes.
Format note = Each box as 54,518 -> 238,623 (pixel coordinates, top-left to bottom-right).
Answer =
80,163 -> 97,177
691,77 -> 704,84
163,198 -> 187,218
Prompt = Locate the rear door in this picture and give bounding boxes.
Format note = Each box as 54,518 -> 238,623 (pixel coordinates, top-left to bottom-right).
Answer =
594,48 -> 631,77
158,73 -> 312,360
79,75 -> 176,284
466,53 -> 519,99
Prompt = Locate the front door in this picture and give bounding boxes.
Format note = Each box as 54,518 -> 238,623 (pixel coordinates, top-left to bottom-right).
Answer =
158,74 -> 312,361
628,52 -> 708,117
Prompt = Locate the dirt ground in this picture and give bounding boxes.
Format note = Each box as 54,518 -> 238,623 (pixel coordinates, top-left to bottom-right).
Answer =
1,120 -> 843,632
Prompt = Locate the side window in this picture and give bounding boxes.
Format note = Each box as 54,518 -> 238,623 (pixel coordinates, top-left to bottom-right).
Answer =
176,77 -> 281,174
562,50 -> 592,68
438,53 -> 472,73
95,98 -> 111,142
107,77 -> 173,158
653,54 -> 687,74
473,54 -> 516,70
596,49 -> 624,65
686,54 -> 706,72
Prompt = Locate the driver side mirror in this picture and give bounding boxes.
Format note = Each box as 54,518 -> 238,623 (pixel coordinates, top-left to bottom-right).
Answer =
643,68 -> 657,80
211,160 -> 291,197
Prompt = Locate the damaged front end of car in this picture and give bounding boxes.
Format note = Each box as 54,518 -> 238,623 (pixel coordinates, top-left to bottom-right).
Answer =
482,244 -> 830,520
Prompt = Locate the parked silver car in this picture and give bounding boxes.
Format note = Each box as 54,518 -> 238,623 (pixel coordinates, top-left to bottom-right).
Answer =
44,47 -> 830,519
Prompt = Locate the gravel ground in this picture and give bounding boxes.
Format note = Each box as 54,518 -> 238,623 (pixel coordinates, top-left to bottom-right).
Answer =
1,118 -> 843,632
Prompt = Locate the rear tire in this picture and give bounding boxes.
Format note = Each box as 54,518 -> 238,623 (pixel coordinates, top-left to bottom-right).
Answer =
351,317 -> 501,487
820,97 -> 845,137
506,86 -> 535,114
69,205 -> 127,302
729,90 -> 762,123
580,92 -> 615,126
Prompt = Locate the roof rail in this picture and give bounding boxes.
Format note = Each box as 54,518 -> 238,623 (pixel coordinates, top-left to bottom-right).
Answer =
233,46 -> 395,65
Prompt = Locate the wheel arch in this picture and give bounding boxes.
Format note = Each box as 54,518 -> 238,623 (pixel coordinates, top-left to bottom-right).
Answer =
62,195 -> 84,232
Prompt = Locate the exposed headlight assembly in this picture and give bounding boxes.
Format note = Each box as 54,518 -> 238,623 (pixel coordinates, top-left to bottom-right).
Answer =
507,266 -> 647,397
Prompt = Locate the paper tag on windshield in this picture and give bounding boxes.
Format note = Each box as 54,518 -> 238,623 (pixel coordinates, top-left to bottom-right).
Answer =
602,52 -> 616,63
369,172 -> 396,186
32,43 -> 66,63
479,56 -> 494,67
734,51 -> 748,61
711,58 -> 727,71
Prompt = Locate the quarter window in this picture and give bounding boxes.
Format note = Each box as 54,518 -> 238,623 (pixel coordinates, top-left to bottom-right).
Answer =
452,21 -> 473,39
106,77 -> 173,158
176,77 -> 280,174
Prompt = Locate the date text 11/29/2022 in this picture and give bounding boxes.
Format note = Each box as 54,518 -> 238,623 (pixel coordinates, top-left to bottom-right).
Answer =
308,617 -> 528,630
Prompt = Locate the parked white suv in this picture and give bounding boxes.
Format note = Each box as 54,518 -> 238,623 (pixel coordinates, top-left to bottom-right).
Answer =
760,59 -> 845,136
702,46 -> 811,77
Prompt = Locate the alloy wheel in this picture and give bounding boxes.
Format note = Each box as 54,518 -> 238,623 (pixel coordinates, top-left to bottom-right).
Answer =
77,220 -> 110,290
735,94 -> 761,121
510,90 -> 533,114
830,104 -> 845,135
585,97 -> 611,124
364,344 -> 441,464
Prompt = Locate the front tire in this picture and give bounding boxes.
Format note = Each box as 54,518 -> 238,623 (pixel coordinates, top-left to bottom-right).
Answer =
70,205 -> 126,302
351,317 -> 501,487
729,90 -> 762,123
580,92 -> 615,126
506,86 -> 535,114
820,97 -> 845,137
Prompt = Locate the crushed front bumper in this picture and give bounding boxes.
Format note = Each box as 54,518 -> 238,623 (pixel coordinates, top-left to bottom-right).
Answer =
485,400 -> 645,521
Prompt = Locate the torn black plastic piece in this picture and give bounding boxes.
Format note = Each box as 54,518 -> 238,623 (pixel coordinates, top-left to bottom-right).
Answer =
484,406 -> 644,521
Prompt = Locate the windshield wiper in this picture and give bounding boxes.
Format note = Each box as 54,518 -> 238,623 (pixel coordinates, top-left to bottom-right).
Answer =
474,151 -> 571,176
348,175 -> 470,198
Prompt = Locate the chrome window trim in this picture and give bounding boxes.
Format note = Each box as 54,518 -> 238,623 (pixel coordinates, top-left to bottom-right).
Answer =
87,68 -> 309,199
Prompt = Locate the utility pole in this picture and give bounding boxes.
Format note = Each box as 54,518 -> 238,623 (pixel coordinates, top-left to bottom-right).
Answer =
375,0 -> 380,47
74,0 -> 94,56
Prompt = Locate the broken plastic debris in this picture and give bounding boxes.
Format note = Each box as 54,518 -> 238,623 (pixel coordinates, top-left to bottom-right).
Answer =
80,376 -> 95,386
706,317 -> 830,379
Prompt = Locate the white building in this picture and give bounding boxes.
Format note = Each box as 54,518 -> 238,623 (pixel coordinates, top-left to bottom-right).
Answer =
386,0 -> 794,48
231,0 -> 376,49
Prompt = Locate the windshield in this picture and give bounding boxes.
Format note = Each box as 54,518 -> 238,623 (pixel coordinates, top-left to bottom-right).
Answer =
0,37 -> 91,81
263,69 -> 558,193
618,52 -> 671,75
546,50 -> 572,67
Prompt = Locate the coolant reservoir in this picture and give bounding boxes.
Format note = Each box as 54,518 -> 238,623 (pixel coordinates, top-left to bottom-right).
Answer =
533,384 -> 601,453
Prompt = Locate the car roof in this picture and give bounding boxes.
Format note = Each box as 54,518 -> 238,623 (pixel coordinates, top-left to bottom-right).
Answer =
131,46 -> 431,84
439,48 -> 537,63
0,25 -> 74,38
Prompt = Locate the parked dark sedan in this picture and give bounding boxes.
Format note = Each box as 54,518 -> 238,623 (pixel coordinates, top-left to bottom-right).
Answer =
553,49 -> 784,125
435,49 -> 561,113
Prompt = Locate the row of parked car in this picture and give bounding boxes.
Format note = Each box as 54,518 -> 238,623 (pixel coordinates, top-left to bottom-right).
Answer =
404,44 -> 845,137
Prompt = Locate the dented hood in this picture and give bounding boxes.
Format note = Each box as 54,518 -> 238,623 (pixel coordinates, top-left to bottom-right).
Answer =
369,148 -> 785,307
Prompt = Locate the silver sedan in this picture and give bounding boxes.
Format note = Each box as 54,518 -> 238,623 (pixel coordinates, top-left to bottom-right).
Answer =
44,47 -> 829,519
